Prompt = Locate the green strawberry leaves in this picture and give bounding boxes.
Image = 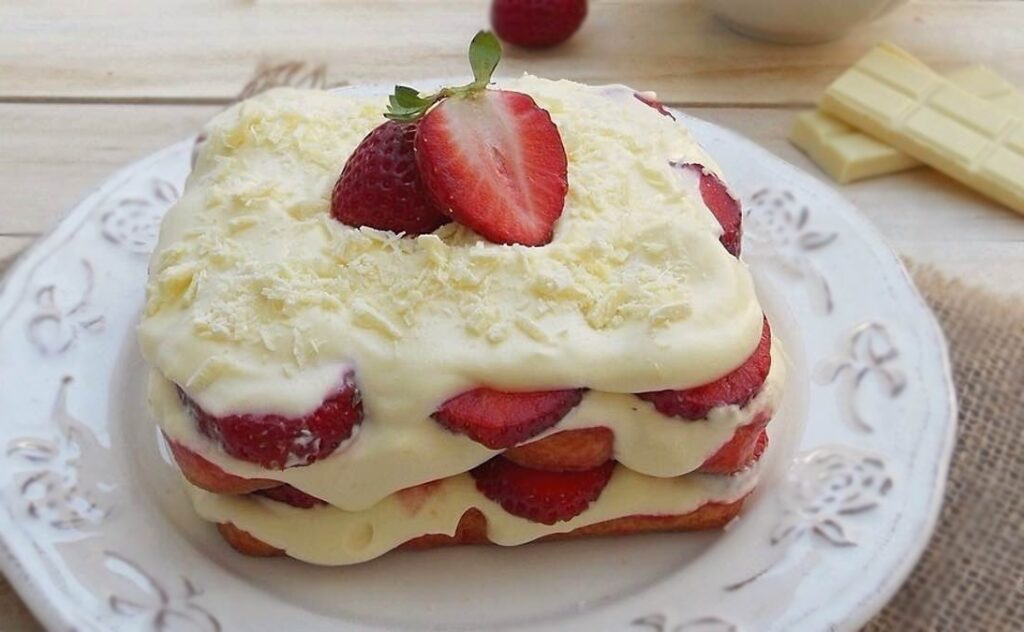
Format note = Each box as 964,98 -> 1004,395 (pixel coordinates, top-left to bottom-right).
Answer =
468,30 -> 502,89
385,31 -> 503,122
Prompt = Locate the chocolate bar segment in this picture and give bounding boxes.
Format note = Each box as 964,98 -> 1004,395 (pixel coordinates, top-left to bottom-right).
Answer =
791,66 -> 1024,183
820,44 -> 1024,215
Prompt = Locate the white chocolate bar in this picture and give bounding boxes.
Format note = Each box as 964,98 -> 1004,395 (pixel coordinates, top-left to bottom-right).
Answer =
792,66 -> 1024,183
820,44 -> 1024,215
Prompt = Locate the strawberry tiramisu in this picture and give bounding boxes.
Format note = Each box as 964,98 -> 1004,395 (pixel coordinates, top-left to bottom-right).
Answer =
139,33 -> 785,565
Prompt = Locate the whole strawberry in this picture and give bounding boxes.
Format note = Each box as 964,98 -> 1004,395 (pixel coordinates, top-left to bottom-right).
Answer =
491,0 -> 588,49
331,120 -> 449,234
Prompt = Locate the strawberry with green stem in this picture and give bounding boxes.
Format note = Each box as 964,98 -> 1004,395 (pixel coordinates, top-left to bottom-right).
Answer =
387,31 -> 569,247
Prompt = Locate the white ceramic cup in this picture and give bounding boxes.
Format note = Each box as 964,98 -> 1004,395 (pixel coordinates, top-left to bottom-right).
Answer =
700,0 -> 909,44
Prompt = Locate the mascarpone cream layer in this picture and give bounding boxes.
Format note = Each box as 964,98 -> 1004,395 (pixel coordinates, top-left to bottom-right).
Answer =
153,342 -> 783,511
138,76 -> 765,424
186,463 -> 760,566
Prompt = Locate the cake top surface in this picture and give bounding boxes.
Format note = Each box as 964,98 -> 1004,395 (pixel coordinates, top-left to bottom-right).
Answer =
138,76 -> 764,418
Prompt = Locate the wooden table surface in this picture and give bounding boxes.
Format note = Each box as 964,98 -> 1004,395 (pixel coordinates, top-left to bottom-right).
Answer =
2,1 -> 1023,297
0,1 -> 1022,628
2,0 -> 1024,296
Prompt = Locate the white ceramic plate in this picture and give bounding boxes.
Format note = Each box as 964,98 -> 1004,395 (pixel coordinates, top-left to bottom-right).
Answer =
0,94 -> 955,631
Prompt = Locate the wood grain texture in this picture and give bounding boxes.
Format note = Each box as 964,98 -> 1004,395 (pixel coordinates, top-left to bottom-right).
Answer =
0,236 -> 33,263
2,102 -> 1020,295
2,1 -> 1022,105
694,107 -> 1024,296
0,103 -> 219,235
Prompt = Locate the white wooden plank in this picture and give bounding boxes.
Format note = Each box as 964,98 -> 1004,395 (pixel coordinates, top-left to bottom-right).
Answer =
0,103 -> 220,234
1,103 -> 1020,296
691,107 -> 1024,246
1,1 -> 1022,104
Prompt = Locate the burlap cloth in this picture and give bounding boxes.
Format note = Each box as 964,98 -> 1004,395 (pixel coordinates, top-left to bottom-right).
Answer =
0,252 -> 1020,631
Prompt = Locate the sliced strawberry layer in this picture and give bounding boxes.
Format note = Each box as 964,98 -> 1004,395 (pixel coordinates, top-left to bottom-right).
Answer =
472,457 -> 615,525
181,372 -> 363,470
432,387 -> 584,449
331,120 -> 449,234
166,437 -> 276,494
699,411 -> 771,475
254,485 -> 327,509
633,92 -> 676,120
639,318 -> 771,420
674,162 -> 742,256
416,89 -> 568,246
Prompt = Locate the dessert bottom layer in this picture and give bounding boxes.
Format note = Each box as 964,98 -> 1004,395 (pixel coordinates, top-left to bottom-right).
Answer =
184,464 -> 761,566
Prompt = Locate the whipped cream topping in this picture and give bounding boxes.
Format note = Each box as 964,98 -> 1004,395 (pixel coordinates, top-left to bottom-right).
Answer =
152,343 -> 783,510
138,76 -> 764,420
186,463 -> 760,566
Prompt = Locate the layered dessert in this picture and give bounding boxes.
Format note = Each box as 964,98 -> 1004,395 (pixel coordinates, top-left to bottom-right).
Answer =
139,33 -> 785,566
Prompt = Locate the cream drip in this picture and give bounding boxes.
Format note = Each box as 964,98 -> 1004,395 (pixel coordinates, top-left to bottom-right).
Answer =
186,463 -> 760,566
152,344 -> 782,510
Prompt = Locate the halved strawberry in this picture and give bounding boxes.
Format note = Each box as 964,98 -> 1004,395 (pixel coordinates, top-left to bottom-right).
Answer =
416,89 -> 568,246
699,411 -> 771,474
380,32 -> 568,246
182,371 -> 363,470
433,387 -> 584,449
675,162 -> 742,256
634,91 -> 676,120
378,32 -> 569,244
472,457 -> 615,524
254,485 -> 327,509
638,318 -> 771,420
331,120 -> 449,234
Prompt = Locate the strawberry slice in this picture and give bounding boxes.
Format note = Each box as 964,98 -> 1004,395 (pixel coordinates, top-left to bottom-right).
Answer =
331,120 -> 449,235
416,89 -> 568,246
433,387 -> 584,449
181,371 -> 363,470
639,318 -> 771,420
254,485 -> 327,509
472,457 -> 615,524
699,411 -> 771,474
675,162 -> 742,256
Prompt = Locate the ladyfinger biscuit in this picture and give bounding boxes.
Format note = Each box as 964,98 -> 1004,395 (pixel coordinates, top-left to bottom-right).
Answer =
167,437 -> 278,495
216,498 -> 748,559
